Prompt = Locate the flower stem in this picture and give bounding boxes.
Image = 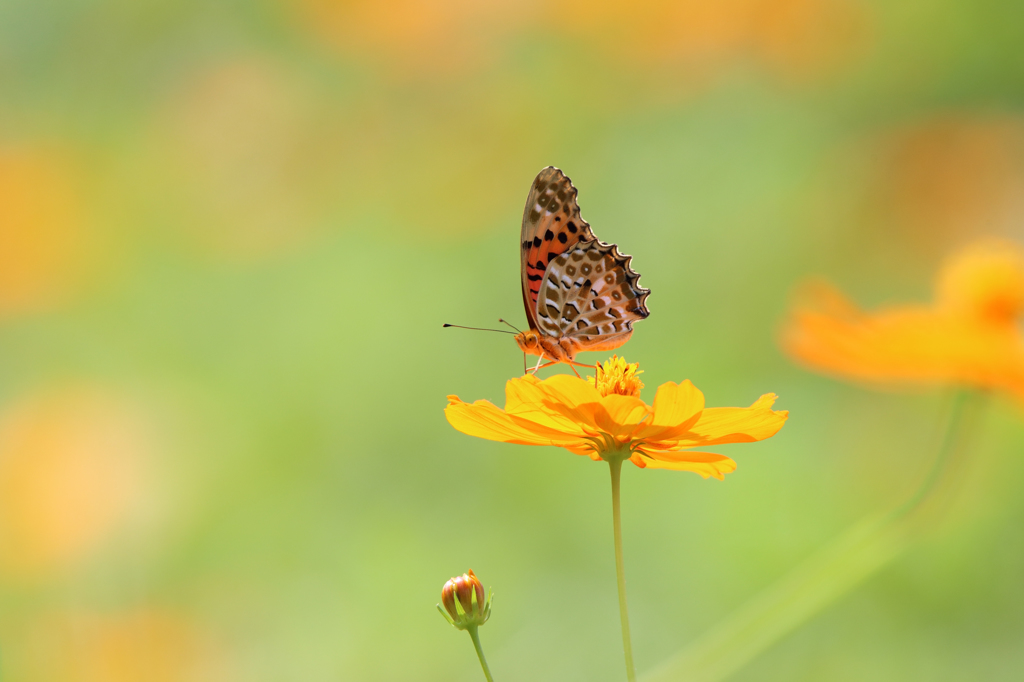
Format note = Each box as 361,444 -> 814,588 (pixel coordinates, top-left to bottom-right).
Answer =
892,390 -> 980,521
467,626 -> 494,682
641,390 -> 984,682
609,458 -> 638,682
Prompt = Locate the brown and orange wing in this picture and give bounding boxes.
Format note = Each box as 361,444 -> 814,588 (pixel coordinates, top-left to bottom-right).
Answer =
536,240 -> 650,350
520,167 -> 595,331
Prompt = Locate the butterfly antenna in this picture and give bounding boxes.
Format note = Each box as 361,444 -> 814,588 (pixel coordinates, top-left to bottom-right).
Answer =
443,324 -> 516,335
498,318 -> 522,333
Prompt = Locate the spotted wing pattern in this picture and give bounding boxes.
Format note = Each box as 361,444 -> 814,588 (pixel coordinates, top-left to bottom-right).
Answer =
535,240 -> 650,349
520,167 -> 595,330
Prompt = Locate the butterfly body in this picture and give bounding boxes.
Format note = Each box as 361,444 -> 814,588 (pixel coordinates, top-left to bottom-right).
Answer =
517,167 -> 649,367
514,329 -> 578,363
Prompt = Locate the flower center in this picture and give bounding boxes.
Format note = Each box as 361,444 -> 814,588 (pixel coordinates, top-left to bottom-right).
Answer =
937,241 -> 1024,325
589,355 -> 644,398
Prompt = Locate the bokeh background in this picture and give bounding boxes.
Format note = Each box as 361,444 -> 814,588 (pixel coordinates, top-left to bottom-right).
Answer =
2,1 -> 1024,680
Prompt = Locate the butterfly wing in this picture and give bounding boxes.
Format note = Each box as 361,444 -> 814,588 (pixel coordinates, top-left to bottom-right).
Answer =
536,239 -> 650,351
520,167 -> 595,330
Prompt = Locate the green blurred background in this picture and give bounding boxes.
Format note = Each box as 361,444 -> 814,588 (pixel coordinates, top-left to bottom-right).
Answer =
2,0 -> 1024,679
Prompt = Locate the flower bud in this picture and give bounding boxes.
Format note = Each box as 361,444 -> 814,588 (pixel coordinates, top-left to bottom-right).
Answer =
438,569 -> 492,630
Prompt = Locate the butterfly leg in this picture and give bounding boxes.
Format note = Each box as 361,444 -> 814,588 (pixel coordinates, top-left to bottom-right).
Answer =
529,353 -> 546,375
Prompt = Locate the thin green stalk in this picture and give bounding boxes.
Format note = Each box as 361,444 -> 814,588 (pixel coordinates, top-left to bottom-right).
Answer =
892,391 -> 970,518
610,457 -> 638,682
467,625 -> 494,682
641,390 -> 983,682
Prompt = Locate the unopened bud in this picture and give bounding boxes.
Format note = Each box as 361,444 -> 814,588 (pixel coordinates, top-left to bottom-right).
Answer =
438,569 -> 492,630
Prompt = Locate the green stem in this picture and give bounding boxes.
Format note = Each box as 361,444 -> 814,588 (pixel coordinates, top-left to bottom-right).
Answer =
610,457 -> 638,682
640,390 -> 984,682
892,390 -> 977,521
467,626 -> 494,682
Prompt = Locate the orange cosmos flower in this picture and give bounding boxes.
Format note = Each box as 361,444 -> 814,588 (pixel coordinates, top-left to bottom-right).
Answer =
781,240 -> 1024,399
445,356 -> 788,479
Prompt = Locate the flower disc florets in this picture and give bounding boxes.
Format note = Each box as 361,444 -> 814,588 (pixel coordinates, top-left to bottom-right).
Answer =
438,569 -> 492,630
589,355 -> 644,398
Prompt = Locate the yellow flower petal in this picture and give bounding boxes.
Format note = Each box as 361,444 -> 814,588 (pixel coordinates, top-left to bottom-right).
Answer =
501,374 -> 543,413
593,394 -> 650,436
648,393 -> 788,448
538,374 -> 602,408
685,394 -> 788,445
444,396 -> 584,447
651,380 -> 705,425
533,374 -> 604,426
503,376 -> 587,434
630,451 -> 737,480
634,380 -> 705,440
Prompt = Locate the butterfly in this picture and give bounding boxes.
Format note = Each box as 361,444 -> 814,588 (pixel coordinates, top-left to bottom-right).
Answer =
514,167 -> 650,374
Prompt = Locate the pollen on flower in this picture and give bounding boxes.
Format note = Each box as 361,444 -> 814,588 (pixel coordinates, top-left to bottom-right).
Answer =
589,355 -> 644,398
937,240 -> 1024,324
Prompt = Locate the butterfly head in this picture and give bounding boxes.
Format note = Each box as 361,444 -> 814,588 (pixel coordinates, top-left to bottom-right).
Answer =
514,329 -> 542,355
514,329 -> 574,363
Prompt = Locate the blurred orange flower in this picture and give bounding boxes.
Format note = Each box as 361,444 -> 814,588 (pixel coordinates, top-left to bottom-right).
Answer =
0,388 -> 156,579
290,0 -> 868,83
292,0 -> 522,76
553,0 -> 869,81
867,116 -> 1024,248
0,148 -> 91,318
445,356 -> 787,479
781,241 -> 1024,399
9,609 -> 225,682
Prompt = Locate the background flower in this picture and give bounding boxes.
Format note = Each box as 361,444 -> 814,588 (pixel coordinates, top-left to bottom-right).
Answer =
781,240 -> 1024,400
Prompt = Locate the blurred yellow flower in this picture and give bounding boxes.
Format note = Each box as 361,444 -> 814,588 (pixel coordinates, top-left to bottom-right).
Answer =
0,148 -> 90,318
0,388 -> 156,579
290,0 -> 868,84
553,0 -> 869,81
445,356 -> 788,479
781,241 -> 1024,399
9,609 -> 223,682
292,0 -> 522,76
